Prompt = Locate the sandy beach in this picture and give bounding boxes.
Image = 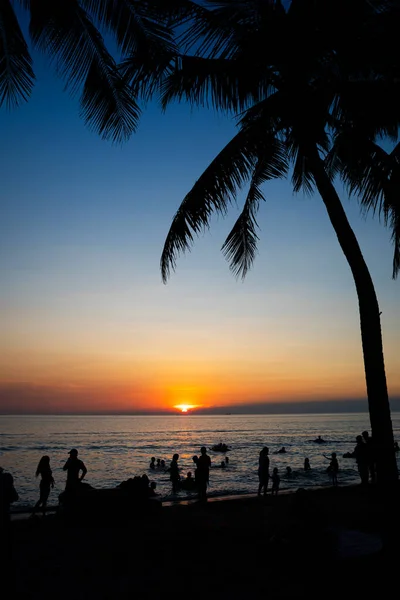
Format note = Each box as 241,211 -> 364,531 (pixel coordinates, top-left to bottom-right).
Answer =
7,484 -> 399,599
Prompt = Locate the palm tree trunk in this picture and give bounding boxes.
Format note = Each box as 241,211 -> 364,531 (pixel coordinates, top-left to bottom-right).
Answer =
308,145 -> 398,487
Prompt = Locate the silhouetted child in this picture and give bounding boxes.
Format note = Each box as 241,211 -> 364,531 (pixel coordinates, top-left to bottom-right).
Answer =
225,456 -> 229,464
149,481 -> 157,496
160,460 -> 166,469
304,458 -> 311,471
149,457 -> 156,470
31,455 -> 54,518
324,452 -> 339,486
170,453 -> 180,494
271,468 -> 280,495
221,461 -> 226,468
156,458 -> 161,468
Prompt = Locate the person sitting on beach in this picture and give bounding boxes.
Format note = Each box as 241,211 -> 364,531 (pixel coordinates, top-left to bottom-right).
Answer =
197,447 -> 211,502
170,454 -> 180,494
149,481 -> 158,497
258,447 -> 270,497
63,449 -> 87,492
353,436 -> 369,486
181,472 -> 197,491
304,458 -> 311,471
31,455 -> 55,518
286,466 -> 292,476
149,457 -> 156,470
324,452 -> 339,487
271,468 -> 280,496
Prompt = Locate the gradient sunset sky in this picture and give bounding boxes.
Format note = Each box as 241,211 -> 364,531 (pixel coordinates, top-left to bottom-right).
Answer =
1,41 -> 399,415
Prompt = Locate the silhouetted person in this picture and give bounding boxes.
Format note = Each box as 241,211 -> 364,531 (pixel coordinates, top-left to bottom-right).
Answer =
286,466 -> 292,476
0,467 -> 18,566
225,456 -> 229,464
31,455 -> 55,518
277,447 -> 286,454
170,453 -> 180,494
63,449 -> 87,492
149,481 -> 157,496
362,430 -> 376,483
221,460 -> 226,469
181,472 -> 196,491
353,435 -> 369,485
160,460 -> 166,469
156,458 -> 161,468
258,447 -> 270,496
304,458 -> 311,471
197,447 -> 211,502
324,452 -> 338,486
271,468 -> 280,495
150,457 -> 156,470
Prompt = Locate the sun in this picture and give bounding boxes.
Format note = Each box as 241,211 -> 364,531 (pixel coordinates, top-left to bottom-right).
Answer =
174,404 -> 196,413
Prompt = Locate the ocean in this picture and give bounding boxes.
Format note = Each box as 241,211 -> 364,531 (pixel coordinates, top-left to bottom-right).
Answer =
1,412 -> 400,508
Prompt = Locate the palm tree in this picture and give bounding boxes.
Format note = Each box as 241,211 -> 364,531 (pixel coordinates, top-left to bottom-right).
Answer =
0,0 -> 175,142
139,0 -> 399,485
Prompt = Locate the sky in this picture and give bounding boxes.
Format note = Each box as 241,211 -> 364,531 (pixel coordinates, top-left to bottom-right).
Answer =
1,22 -> 399,415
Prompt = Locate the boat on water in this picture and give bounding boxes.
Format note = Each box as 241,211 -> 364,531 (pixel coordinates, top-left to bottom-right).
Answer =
210,443 -> 230,452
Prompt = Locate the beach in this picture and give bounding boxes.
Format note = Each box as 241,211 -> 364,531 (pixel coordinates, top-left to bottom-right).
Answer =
7,484 -> 399,599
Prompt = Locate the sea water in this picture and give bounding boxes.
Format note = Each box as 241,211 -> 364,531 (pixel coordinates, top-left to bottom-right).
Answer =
1,413 -> 400,508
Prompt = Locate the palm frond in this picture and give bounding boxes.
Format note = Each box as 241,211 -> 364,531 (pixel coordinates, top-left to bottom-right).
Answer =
160,54 -> 273,112
222,147 -> 288,279
0,0 -> 35,108
29,0 -> 139,142
160,126 -> 286,282
81,0 -> 176,56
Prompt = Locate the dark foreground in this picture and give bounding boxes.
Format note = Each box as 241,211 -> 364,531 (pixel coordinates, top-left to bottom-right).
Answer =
7,485 -> 400,599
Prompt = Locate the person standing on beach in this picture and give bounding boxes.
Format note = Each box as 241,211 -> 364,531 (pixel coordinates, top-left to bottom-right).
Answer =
258,447 -> 270,496
31,455 -> 55,517
63,449 -> 87,492
170,453 -> 180,494
362,431 -> 376,483
196,446 -> 211,502
324,452 -> 339,486
353,436 -> 369,485
271,468 -> 280,495
0,466 -> 18,566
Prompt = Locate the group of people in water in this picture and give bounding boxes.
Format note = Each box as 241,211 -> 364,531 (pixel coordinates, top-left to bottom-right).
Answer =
257,430 -> 388,494
2,429 -> 399,521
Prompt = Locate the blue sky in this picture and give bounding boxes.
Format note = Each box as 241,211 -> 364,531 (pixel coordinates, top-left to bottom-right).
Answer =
0,28 -> 399,414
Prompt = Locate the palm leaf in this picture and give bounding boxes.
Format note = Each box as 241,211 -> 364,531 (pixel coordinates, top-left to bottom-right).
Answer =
81,0 -> 176,56
160,54 -> 273,112
160,127 -> 287,282
29,0 -> 139,142
222,146 -> 288,279
0,0 -> 35,108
